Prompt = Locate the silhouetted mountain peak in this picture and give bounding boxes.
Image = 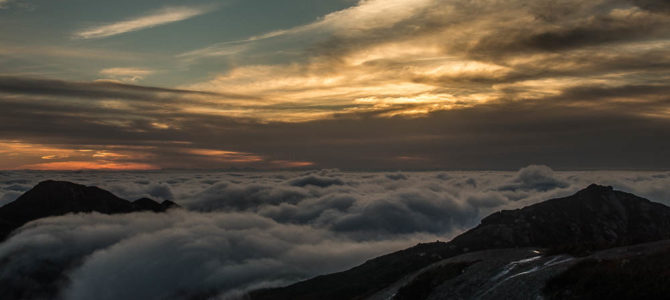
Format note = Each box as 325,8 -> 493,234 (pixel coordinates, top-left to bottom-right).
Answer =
584,183 -> 613,191
0,180 -> 179,241
456,184 -> 670,251
1,180 -> 133,220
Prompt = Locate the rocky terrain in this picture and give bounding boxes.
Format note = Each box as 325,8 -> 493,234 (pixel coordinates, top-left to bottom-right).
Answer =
250,184 -> 670,299
364,239 -> 670,300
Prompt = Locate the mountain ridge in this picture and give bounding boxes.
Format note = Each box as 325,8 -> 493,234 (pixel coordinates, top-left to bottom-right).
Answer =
249,184 -> 670,300
0,180 -> 178,241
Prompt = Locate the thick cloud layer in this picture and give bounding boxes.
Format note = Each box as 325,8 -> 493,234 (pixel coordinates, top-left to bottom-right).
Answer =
1,166 -> 670,299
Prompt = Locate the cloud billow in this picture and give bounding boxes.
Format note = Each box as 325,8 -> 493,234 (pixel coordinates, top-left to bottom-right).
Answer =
3,167 -> 670,298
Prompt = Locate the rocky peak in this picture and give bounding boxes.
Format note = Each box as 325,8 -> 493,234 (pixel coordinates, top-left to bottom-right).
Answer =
251,184 -> 670,300
0,180 -> 179,241
453,184 -> 670,251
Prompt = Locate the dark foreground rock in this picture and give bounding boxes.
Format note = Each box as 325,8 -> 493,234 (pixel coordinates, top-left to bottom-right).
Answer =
368,240 -> 670,300
0,180 -> 179,241
250,184 -> 670,300
543,241 -> 670,299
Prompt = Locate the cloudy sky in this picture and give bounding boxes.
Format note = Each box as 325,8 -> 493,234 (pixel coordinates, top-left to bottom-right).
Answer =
1,0 -> 669,170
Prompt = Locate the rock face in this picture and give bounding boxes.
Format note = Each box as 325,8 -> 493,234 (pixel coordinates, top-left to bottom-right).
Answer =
0,180 -> 179,241
250,184 -> 670,300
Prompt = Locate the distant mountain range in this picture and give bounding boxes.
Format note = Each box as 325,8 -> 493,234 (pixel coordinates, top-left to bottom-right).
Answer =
1,182 -> 670,299
0,180 -> 178,241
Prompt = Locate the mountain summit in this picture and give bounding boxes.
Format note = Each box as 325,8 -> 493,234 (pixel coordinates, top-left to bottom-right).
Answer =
450,184 -> 670,251
251,184 -> 670,300
0,180 -> 178,241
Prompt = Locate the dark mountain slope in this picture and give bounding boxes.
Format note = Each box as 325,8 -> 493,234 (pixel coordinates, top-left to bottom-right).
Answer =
0,180 -> 179,241
383,240 -> 670,300
250,184 -> 670,300
543,244 -> 670,299
450,184 -> 670,251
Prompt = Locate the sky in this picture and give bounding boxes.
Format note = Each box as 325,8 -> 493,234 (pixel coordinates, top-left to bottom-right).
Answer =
1,0 -> 669,170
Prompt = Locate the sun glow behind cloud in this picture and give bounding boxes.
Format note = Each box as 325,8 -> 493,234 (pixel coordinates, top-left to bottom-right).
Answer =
173,0 -> 670,124
0,140 -> 315,170
0,141 -> 157,170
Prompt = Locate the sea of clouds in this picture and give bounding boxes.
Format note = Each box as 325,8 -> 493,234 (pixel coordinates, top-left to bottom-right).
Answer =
1,165 -> 670,299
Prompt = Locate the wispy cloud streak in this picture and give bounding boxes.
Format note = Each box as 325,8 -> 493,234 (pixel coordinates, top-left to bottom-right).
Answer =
74,6 -> 214,39
99,67 -> 155,82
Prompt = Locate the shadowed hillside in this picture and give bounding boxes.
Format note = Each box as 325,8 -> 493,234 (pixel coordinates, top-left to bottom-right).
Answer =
250,184 -> 670,300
